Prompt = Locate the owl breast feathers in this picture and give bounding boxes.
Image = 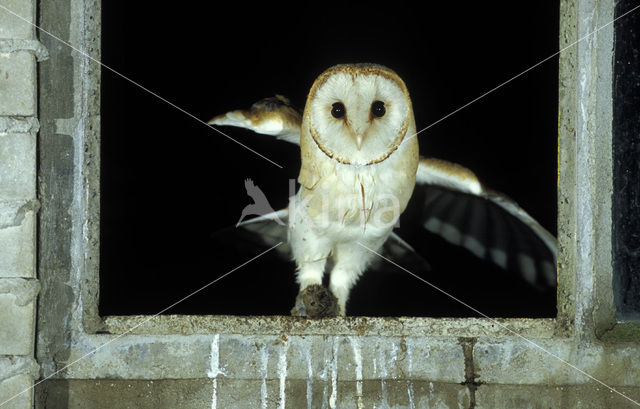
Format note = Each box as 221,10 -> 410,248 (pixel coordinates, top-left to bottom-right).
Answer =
209,64 -> 557,317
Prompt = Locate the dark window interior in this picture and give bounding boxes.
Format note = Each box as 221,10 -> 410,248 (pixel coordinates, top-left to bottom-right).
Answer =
613,0 -> 640,321
100,2 -> 558,317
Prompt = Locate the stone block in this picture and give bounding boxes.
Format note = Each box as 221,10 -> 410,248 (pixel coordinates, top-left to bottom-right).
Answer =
0,204 -> 36,278
474,338 -> 577,384
35,379 -> 469,409
476,384 -> 640,409
65,335 -> 212,379
0,52 -> 36,116
0,0 -> 35,39
0,283 -> 37,355
0,133 -> 36,199
36,379 -> 212,409
214,378 -> 469,409
475,339 -> 640,387
0,374 -> 33,409
218,335 -> 465,383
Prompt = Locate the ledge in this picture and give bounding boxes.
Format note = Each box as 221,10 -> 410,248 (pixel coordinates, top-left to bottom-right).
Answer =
104,314 -> 563,338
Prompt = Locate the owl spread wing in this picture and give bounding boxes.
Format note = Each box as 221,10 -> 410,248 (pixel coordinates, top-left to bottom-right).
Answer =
208,95 -> 302,145
209,98 -> 556,288
414,157 -> 557,288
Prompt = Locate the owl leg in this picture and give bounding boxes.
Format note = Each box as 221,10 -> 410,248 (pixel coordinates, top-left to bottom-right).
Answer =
289,220 -> 333,316
329,242 -> 379,316
290,230 -> 331,288
291,255 -> 330,317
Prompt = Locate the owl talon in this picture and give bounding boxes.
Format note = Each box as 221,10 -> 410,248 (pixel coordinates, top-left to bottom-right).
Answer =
290,284 -> 339,318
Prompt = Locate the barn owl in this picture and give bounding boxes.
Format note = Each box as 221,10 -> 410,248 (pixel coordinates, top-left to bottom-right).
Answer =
209,64 -> 557,316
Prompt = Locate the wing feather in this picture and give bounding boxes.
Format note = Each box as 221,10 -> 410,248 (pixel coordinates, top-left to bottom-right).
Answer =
208,95 -> 302,145
416,157 -> 557,288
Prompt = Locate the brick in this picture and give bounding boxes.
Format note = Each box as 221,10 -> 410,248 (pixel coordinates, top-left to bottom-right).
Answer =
0,52 -> 36,116
0,284 -> 37,355
0,133 -> 36,199
0,0 -> 35,39
0,375 -> 33,409
0,205 -> 36,278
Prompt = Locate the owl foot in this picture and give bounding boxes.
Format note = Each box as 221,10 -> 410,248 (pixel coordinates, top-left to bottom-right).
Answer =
290,284 -> 339,318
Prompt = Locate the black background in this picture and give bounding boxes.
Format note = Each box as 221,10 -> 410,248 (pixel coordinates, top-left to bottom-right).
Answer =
100,1 -> 559,317
613,0 -> 640,320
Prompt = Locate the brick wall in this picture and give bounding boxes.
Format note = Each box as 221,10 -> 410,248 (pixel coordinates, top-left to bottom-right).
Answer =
0,1 -> 45,408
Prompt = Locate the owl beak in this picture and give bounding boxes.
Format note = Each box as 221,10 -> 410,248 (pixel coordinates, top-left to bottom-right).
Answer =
355,134 -> 365,150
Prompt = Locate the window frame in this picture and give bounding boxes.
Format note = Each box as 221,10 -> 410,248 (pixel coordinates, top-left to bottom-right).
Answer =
35,0 -> 639,393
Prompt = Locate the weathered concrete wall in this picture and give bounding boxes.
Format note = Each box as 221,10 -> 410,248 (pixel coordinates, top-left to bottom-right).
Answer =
28,0 -> 640,408
0,0 -> 45,408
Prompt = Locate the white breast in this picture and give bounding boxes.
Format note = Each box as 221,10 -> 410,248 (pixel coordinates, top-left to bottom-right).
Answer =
294,154 -> 413,243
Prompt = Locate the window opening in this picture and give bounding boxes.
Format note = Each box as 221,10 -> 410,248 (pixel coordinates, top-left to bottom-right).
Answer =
100,2 -> 558,317
612,0 -> 640,320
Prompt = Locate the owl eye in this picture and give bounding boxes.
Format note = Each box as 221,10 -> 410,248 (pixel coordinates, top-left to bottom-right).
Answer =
371,100 -> 386,118
331,102 -> 346,119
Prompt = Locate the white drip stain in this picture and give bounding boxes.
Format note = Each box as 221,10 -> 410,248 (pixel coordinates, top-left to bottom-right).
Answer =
306,347 -> 313,409
329,336 -> 339,408
405,340 -> 416,409
321,383 -> 328,409
260,344 -> 269,409
389,342 -> 399,367
277,337 -> 289,409
207,334 -> 226,409
319,344 -> 329,409
349,336 -> 364,409
378,346 -> 389,408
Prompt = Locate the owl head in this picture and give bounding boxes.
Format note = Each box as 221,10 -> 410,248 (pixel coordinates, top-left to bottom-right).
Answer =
303,64 -> 415,166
